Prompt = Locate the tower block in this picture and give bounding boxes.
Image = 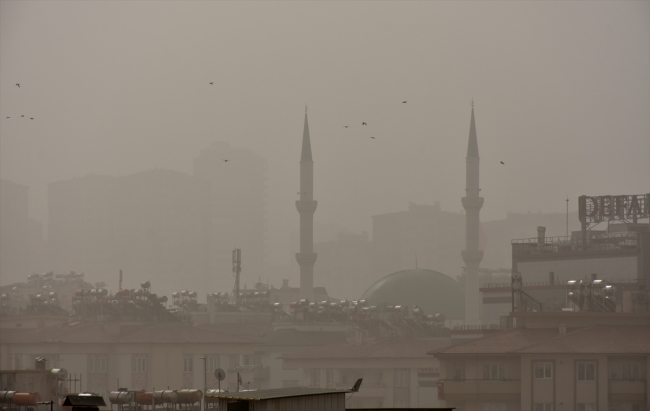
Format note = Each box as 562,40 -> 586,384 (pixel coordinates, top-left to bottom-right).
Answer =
296,111 -> 317,301
461,104 -> 484,324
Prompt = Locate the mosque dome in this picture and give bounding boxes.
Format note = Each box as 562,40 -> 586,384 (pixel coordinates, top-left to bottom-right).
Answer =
360,269 -> 465,320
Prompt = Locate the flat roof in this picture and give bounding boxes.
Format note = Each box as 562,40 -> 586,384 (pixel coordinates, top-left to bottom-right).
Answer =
205,387 -> 350,401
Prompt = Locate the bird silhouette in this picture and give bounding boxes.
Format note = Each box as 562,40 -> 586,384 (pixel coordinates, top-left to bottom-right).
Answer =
370,136 -> 376,139
21,115 -> 24,117
344,126 -> 349,128
223,159 -> 229,162
362,122 -> 367,126
6,117 -> 10,119
402,101 -> 407,104
209,82 -> 214,85
15,83 -> 20,88
500,161 -> 505,165
30,118 -> 34,120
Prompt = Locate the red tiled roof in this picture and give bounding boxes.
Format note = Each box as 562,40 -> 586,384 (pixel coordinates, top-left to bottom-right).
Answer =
281,338 -> 451,360
0,322 -> 252,345
431,325 -> 650,356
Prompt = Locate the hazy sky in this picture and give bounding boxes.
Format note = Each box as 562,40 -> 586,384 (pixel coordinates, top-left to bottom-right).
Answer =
1,1 -> 649,268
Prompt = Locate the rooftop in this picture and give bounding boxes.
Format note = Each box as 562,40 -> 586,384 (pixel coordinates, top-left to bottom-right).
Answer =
431,325 -> 650,356
282,337 -> 450,360
205,387 -> 350,401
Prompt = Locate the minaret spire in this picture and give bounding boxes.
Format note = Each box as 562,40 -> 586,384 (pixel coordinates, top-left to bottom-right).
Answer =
461,102 -> 484,325
296,110 -> 317,301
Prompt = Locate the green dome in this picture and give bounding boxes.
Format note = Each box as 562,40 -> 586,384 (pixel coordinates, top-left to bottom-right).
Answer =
360,269 -> 465,319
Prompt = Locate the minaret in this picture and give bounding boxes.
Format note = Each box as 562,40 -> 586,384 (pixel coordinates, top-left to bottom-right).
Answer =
296,109 -> 317,301
461,103 -> 484,325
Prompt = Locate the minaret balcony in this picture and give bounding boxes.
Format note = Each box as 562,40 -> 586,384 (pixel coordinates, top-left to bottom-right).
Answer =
462,197 -> 484,210
295,252 -> 317,265
461,250 -> 484,264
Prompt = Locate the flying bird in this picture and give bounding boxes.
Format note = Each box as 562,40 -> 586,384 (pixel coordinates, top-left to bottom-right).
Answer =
362,122 -> 367,126
6,117 -> 9,119
15,83 -> 20,88
370,136 -> 376,139
30,118 -> 34,120
344,126 -> 349,128
500,161 -> 505,165
209,82 -> 214,85
223,159 -> 229,162
21,115 -> 24,117
402,101 -> 407,104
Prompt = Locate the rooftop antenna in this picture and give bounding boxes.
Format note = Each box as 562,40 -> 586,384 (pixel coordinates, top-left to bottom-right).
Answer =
232,248 -> 241,306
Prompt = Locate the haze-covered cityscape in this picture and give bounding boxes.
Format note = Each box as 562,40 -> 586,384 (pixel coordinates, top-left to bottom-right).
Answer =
1,2 -> 649,411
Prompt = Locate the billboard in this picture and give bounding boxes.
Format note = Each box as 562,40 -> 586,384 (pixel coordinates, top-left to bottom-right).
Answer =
579,194 -> 650,225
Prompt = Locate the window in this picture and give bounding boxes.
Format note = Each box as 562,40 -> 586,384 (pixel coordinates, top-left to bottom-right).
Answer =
577,404 -> 596,411
239,354 -> 258,368
609,363 -> 642,380
394,369 -> 410,387
89,355 -> 107,373
325,369 -> 334,388
483,363 -> 506,380
282,380 -> 298,388
452,362 -> 465,380
205,356 -> 220,374
609,404 -> 641,411
310,369 -> 320,388
533,404 -> 553,411
183,356 -> 193,373
534,362 -> 553,379
577,362 -> 596,381
13,354 -> 23,370
394,399 -> 410,408
132,355 -> 147,373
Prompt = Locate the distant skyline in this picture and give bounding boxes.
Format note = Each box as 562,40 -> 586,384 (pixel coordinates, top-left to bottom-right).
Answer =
1,1 -> 648,271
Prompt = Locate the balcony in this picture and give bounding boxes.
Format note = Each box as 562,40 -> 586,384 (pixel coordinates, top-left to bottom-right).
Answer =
609,380 -> 646,396
443,379 -> 521,398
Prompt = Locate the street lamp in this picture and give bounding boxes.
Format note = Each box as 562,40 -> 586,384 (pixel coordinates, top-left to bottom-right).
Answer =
198,357 -> 207,411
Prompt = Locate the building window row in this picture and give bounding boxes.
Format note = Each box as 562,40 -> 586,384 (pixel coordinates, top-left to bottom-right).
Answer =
482,363 -> 506,380
89,355 -> 107,373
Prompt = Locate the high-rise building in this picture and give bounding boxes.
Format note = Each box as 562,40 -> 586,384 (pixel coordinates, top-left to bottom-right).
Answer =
0,179 -> 29,285
461,104 -> 483,325
192,141 -> 267,292
295,111 -> 317,301
47,170 -> 211,296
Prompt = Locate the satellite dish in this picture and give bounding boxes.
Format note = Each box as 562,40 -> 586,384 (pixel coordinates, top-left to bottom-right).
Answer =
214,368 -> 226,381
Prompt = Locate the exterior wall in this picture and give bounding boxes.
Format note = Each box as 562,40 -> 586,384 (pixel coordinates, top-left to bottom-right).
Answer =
515,256 -> 637,282
0,179 -> 29,286
0,340 -> 253,398
249,393 -> 345,411
313,232 -> 372,301
282,356 -> 441,408
47,171 -> 211,297
192,142 -> 267,292
438,352 -> 650,411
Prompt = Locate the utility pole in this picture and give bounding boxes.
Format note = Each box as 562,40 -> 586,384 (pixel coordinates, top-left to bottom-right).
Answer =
199,357 -> 207,411
566,197 -> 569,237
232,249 -> 241,306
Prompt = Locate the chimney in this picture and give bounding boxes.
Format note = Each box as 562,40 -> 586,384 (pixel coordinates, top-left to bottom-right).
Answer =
549,272 -> 555,286
537,227 -> 546,250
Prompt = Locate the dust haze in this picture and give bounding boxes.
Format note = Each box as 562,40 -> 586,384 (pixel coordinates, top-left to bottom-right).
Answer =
1,1 -> 648,292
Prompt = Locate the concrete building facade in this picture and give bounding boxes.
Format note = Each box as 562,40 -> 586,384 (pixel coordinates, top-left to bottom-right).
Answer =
192,141 -> 267,291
